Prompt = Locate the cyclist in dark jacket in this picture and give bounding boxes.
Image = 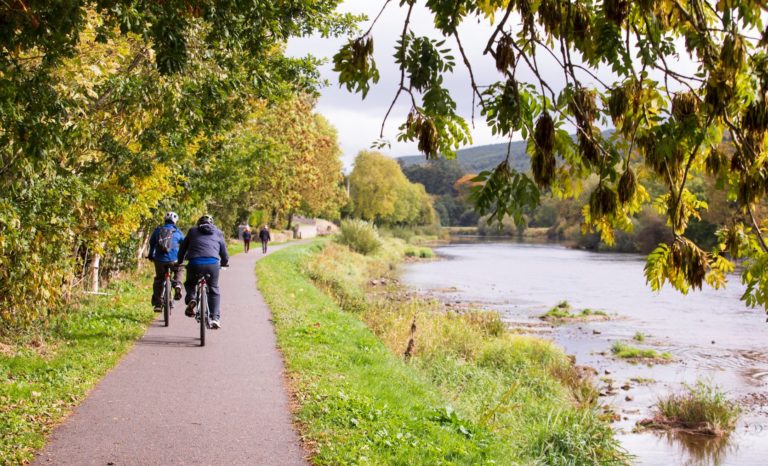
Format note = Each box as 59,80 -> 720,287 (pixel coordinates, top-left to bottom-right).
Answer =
178,215 -> 229,329
148,212 -> 185,311
258,225 -> 271,254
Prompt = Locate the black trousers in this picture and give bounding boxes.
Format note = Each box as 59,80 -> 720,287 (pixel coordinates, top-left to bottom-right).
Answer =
152,262 -> 181,306
243,238 -> 251,252
184,263 -> 221,320
261,240 -> 268,253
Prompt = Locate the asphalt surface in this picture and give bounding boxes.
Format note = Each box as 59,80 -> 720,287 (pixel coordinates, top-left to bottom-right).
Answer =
33,244 -> 306,466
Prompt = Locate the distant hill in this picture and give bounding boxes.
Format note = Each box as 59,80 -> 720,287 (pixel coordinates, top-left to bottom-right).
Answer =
398,130 -> 617,173
398,140 -> 530,174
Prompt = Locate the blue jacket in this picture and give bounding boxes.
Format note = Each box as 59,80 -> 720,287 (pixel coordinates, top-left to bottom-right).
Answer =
148,222 -> 185,263
178,223 -> 229,266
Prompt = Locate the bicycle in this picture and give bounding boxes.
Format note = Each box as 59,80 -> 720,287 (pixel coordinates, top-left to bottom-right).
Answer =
193,266 -> 227,347
193,272 -> 212,347
159,263 -> 177,327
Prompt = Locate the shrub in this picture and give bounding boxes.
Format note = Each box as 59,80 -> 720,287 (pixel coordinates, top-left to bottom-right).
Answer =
336,219 -> 382,255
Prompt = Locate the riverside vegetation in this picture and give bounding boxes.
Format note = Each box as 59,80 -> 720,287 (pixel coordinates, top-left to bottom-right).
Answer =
256,238 -> 628,464
639,381 -> 741,437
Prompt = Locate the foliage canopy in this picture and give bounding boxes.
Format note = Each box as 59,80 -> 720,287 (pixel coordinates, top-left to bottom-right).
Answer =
0,2 -> 353,328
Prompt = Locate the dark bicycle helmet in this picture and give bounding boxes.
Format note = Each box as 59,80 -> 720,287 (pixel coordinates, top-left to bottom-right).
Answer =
197,215 -> 214,226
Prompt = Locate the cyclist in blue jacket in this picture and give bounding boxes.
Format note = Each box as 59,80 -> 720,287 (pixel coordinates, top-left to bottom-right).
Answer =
148,212 -> 185,312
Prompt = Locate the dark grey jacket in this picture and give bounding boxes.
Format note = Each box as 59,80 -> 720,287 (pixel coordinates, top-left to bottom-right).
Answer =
178,224 -> 229,266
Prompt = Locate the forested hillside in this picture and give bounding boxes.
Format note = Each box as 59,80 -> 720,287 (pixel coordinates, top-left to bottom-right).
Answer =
398,140 -> 530,173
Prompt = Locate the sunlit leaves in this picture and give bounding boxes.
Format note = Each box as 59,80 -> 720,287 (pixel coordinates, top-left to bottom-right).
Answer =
333,37 -> 379,98
348,151 -> 437,226
470,161 -> 540,227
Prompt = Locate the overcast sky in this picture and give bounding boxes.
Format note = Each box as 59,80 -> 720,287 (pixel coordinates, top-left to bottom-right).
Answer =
285,1 -> 539,168
285,1 -> 692,169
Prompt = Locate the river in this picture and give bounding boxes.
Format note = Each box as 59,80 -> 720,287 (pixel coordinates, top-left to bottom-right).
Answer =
400,239 -> 768,465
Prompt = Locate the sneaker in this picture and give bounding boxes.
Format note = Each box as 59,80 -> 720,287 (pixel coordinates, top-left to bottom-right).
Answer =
173,285 -> 182,301
185,300 -> 196,317
209,319 -> 221,329
153,305 -> 162,313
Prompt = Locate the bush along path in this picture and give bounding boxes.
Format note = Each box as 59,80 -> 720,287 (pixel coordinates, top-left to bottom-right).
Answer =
32,245 -> 305,466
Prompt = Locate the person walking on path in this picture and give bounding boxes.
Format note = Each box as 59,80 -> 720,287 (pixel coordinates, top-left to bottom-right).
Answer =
178,215 -> 229,329
242,225 -> 252,253
148,212 -> 185,312
259,225 -> 271,254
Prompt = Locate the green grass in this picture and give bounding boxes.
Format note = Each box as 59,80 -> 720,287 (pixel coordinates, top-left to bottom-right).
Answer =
227,240 -> 245,256
0,274 -> 154,464
404,245 -> 435,258
611,342 -> 672,361
540,302 -> 608,321
258,241 -> 628,464
647,381 -> 741,436
632,331 -> 646,342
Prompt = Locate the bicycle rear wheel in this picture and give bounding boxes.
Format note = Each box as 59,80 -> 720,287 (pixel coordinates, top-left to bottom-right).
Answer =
199,285 -> 207,347
163,277 -> 171,327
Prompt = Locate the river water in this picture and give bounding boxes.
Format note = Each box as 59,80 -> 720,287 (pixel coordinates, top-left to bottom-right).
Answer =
400,239 -> 768,465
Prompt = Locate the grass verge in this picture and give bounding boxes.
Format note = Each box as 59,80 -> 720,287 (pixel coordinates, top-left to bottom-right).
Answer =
0,273 -> 154,464
638,381 -> 741,436
257,239 -> 628,464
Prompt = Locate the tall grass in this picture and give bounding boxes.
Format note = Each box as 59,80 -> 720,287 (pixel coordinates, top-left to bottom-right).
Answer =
336,219 -> 382,255
652,381 -> 741,436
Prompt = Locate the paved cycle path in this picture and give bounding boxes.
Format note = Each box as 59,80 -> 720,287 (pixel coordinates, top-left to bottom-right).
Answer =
34,245 -> 306,466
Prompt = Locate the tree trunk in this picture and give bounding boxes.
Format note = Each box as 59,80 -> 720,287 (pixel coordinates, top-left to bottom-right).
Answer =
136,228 -> 150,269
287,212 -> 294,230
90,253 -> 101,293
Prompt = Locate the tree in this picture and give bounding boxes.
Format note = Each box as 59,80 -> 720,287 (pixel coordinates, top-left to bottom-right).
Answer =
0,2 -> 356,329
198,97 -> 347,229
349,151 -> 437,226
335,1 -> 768,312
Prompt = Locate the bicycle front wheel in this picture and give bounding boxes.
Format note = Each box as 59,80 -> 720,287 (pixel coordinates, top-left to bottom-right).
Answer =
199,285 -> 207,347
163,277 -> 171,327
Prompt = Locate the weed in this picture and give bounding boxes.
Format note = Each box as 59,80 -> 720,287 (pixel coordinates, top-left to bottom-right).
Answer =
632,331 -> 646,342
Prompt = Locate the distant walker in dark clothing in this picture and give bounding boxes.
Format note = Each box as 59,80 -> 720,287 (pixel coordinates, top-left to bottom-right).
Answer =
242,225 -> 252,253
178,215 -> 229,329
259,225 -> 271,254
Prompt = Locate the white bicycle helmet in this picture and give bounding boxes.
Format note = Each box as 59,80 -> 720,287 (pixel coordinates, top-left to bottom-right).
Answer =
164,211 -> 179,224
